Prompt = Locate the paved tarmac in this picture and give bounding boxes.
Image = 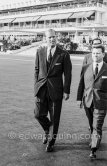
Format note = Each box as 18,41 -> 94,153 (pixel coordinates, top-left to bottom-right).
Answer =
0,54 -> 107,166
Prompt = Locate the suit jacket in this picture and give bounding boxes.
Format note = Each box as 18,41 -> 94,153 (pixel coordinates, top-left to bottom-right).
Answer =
34,44 -> 72,101
77,62 -> 107,110
83,52 -> 107,66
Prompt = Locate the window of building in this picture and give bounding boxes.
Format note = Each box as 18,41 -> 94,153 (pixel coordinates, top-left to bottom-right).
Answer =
67,18 -> 76,22
4,23 -> 8,26
88,12 -> 95,20
38,21 -> 44,24
52,20 -> 58,23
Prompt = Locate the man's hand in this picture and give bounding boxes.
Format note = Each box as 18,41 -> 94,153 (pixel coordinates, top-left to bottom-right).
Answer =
63,93 -> 69,100
77,101 -> 83,108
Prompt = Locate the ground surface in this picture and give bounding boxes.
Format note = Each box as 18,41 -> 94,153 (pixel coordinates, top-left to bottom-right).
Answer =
0,54 -> 107,166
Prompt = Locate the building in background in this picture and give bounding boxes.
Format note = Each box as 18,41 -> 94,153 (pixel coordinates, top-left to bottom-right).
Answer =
0,0 -> 107,44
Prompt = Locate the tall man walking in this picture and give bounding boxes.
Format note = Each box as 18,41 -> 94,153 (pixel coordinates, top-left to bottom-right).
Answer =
77,45 -> 107,159
34,29 -> 72,152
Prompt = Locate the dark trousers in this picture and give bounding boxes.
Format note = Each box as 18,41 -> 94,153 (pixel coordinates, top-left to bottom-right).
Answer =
34,88 -> 62,145
84,102 -> 107,150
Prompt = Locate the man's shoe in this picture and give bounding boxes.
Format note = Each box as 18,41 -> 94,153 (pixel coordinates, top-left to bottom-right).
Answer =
45,144 -> 54,152
43,131 -> 49,144
89,142 -> 92,148
43,122 -> 53,144
89,150 -> 96,159
43,136 -> 48,144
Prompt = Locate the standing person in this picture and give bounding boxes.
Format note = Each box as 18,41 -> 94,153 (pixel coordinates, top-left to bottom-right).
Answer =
83,36 -> 86,44
83,37 -> 107,65
34,29 -> 72,152
77,45 -> 107,159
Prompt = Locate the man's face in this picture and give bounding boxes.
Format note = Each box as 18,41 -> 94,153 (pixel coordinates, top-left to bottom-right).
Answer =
46,30 -> 56,48
92,48 -> 104,63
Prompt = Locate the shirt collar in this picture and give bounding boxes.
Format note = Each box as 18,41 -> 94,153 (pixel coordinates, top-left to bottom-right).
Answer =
93,61 -> 103,66
93,61 -> 103,72
47,46 -> 56,56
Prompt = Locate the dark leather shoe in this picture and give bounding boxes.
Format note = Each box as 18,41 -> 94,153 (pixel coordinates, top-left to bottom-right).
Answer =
89,150 -> 96,159
46,144 -> 54,152
89,142 -> 92,148
43,136 -> 48,144
43,122 -> 53,144
43,131 -> 49,144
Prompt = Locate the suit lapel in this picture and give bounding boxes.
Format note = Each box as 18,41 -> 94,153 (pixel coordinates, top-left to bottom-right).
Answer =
85,64 -> 94,84
47,46 -> 60,74
41,46 -> 47,74
94,63 -> 106,81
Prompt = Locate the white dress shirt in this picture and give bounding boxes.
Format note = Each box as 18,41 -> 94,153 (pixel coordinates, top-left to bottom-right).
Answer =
47,46 -> 56,60
93,61 -> 103,75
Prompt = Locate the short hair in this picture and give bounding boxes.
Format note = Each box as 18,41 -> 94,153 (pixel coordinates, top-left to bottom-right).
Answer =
45,29 -> 56,37
92,37 -> 102,45
92,44 -> 105,53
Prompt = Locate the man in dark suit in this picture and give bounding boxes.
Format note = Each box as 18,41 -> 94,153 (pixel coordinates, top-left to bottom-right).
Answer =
34,29 -> 72,152
77,45 -> 107,159
83,38 -> 107,65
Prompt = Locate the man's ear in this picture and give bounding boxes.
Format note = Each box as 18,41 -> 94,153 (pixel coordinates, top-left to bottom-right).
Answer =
103,53 -> 105,58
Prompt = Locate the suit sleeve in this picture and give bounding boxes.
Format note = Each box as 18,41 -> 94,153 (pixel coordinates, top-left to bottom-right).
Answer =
77,66 -> 85,101
63,51 -> 72,94
104,53 -> 107,63
82,53 -> 92,66
82,55 -> 88,66
34,48 -> 39,96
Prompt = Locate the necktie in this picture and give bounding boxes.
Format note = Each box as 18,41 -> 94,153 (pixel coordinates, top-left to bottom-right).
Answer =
95,64 -> 98,77
47,49 -> 52,70
47,49 -> 52,65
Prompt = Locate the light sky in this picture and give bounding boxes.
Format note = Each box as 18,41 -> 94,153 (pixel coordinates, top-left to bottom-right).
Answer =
0,0 -> 30,5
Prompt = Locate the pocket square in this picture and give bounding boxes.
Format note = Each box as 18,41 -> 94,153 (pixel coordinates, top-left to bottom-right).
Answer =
102,76 -> 107,79
55,63 -> 61,65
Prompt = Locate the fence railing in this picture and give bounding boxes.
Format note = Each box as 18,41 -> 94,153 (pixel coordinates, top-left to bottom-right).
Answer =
0,2 -> 105,17
0,20 -> 97,31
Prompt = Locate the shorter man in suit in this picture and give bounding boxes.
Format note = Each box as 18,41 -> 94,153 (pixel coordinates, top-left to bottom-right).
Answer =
83,38 -> 107,65
77,45 -> 107,159
34,29 -> 72,152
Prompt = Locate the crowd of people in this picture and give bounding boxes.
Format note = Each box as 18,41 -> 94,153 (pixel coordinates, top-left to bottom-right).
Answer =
0,35 -> 43,52
1,33 -> 107,55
